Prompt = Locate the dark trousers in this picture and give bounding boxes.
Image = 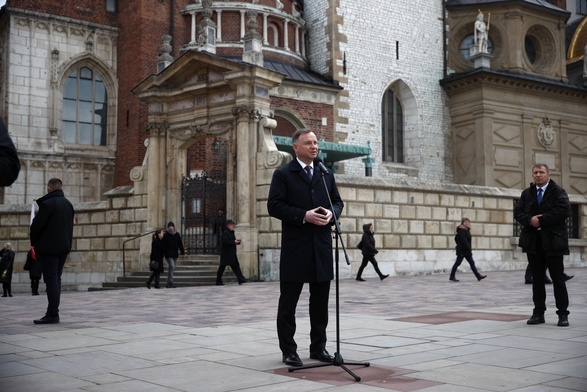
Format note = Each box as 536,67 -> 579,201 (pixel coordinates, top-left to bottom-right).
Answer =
527,235 -> 569,316
450,254 -> 481,278
31,279 -> 40,295
2,283 -> 11,296
41,253 -> 67,317
147,271 -> 161,288
357,255 -> 385,278
216,263 -> 246,284
277,280 -> 330,355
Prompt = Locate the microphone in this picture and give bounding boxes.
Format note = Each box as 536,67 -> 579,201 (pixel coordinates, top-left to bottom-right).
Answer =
314,157 -> 329,174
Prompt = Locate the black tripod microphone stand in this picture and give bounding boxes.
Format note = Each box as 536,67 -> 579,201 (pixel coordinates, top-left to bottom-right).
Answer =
288,163 -> 370,381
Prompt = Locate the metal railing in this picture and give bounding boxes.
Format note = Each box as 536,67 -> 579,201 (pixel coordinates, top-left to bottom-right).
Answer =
122,230 -> 156,277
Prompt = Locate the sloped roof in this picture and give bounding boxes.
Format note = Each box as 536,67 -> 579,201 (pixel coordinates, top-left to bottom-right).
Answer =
264,60 -> 341,89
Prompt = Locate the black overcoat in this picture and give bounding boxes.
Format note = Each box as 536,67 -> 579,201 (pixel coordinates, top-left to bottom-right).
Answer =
514,180 -> 571,256
220,228 -> 239,266
0,118 -> 20,187
30,189 -> 75,257
267,159 -> 344,283
360,223 -> 378,257
149,234 -> 165,273
454,225 -> 472,256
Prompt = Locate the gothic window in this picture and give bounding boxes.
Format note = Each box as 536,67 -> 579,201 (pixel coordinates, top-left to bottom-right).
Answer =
63,66 -> 108,146
381,89 -> 404,163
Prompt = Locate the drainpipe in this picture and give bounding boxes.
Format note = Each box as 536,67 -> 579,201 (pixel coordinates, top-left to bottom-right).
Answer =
442,0 -> 447,78
170,0 -> 175,54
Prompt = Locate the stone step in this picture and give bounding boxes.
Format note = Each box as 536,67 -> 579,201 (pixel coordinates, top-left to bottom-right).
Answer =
89,256 -> 231,291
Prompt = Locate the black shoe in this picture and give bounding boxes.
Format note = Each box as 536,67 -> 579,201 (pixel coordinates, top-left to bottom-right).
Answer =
477,275 -> 487,281
216,282 -> 224,286
282,352 -> 303,367
545,278 -> 553,284
356,277 -> 365,281
34,315 -> 60,324
309,349 -> 334,362
146,282 -> 151,289
380,274 -> 389,281
238,279 -> 247,285
557,315 -> 569,327
166,284 -> 176,288
526,314 -> 545,325
564,274 -> 574,282
449,277 -> 459,282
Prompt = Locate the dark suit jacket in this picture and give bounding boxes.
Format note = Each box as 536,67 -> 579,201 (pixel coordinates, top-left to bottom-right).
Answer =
514,180 -> 571,256
267,159 -> 344,283
0,118 -> 20,187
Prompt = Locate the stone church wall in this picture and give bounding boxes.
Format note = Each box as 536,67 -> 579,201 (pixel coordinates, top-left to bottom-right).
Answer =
259,175 -> 587,281
305,0 -> 453,182
2,176 -> 586,292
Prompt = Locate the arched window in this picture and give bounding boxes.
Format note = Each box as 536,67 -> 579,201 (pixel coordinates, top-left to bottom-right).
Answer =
381,88 -> 403,163
268,24 -> 279,47
63,66 -> 108,146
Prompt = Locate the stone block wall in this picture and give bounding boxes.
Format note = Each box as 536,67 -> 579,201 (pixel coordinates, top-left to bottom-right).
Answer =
258,175 -> 587,281
0,188 -> 149,293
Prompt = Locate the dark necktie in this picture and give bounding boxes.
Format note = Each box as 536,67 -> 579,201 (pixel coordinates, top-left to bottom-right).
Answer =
304,166 -> 312,180
537,188 -> 543,205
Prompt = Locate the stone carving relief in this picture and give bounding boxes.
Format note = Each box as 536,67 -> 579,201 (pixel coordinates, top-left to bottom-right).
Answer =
146,121 -> 169,137
537,117 -> 555,148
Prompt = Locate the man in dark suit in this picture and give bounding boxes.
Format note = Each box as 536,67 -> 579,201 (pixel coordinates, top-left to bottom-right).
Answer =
0,118 -> 21,187
30,178 -> 75,324
514,164 -> 571,327
267,129 -> 344,367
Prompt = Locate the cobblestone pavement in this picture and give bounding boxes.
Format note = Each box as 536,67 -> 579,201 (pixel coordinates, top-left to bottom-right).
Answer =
1,268 -> 586,391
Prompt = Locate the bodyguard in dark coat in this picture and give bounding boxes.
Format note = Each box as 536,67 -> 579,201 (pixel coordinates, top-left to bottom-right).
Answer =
216,220 -> 246,285
30,178 -> 75,324
514,164 -> 571,327
0,118 -> 21,187
267,129 -> 344,367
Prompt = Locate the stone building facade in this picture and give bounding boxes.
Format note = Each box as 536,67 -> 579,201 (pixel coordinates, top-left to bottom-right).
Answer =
0,0 -> 586,291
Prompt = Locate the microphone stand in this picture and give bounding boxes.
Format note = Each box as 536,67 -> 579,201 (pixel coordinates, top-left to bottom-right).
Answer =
288,165 -> 370,382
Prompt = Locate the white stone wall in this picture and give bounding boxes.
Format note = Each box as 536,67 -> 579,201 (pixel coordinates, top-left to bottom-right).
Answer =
2,11 -> 118,205
304,1 -> 453,182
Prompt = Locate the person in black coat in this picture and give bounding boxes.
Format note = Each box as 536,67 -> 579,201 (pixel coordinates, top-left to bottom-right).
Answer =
267,129 -> 344,368
0,118 -> 20,187
0,243 -> 15,297
449,218 -> 487,282
216,220 -> 246,285
514,163 -> 572,327
163,221 -> 186,288
146,229 -> 165,289
30,178 -> 75,324
356,223 -> 388,281
26,247 -> 43,295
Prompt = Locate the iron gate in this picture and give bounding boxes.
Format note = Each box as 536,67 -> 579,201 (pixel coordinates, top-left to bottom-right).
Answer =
182,171 -> 226,254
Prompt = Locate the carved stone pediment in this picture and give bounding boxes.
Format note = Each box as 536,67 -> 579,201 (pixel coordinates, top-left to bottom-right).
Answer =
169,120 -> 233,141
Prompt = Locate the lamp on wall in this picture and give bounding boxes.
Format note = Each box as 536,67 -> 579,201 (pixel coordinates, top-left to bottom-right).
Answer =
211,138 -> 220,152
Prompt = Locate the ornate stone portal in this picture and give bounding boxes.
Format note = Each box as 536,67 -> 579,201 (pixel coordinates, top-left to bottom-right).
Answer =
132,50 -> 286,279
